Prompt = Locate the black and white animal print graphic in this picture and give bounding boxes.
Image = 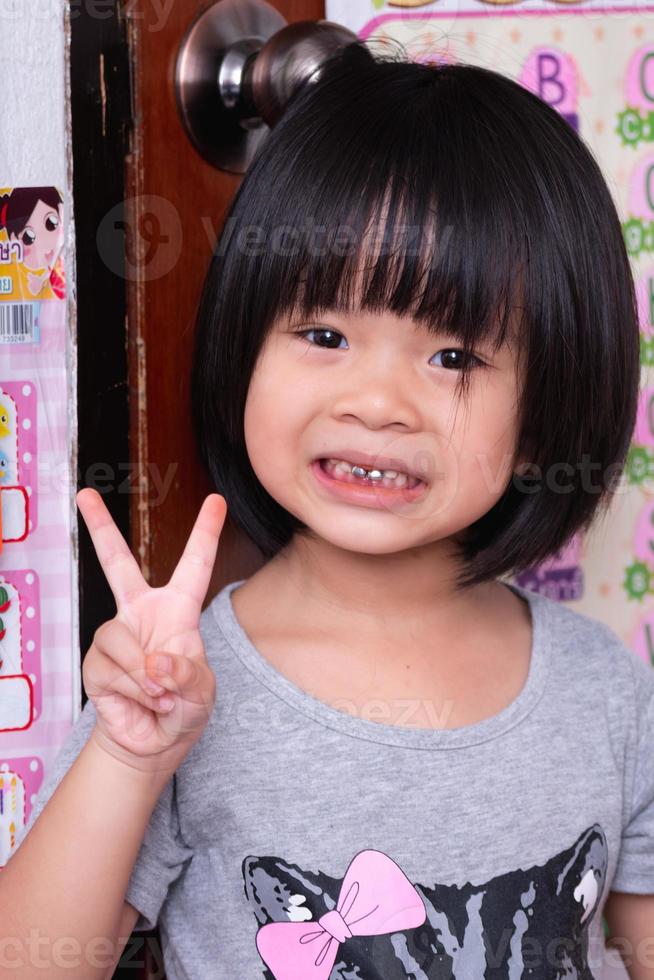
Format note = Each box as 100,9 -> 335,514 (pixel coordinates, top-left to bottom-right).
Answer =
242,823 -> 608,979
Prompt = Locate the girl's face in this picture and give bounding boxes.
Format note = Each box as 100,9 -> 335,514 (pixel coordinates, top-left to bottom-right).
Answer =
13,199 -> 64,271
243,308 -> 526,556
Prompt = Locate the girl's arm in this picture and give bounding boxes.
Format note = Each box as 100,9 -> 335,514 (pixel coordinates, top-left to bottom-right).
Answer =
604,892 -> 654,980
103,903 -> 140,980
0,730 -> 176,980
0,491 -> 223,979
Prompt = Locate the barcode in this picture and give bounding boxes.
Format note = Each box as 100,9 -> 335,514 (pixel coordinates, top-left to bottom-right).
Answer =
0,303 -> 38,344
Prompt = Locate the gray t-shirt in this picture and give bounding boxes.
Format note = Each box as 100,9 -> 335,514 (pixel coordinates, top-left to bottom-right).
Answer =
12,579 -> 654,979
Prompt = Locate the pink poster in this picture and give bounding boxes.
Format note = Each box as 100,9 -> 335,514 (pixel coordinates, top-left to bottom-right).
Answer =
0,185 -> 76,868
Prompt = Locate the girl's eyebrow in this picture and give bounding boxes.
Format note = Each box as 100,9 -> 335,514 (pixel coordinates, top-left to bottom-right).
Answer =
287,310 -> 345,325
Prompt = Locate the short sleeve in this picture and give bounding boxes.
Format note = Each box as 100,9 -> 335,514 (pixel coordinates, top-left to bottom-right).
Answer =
611,650 -> 654,893
8,696 -> 193,933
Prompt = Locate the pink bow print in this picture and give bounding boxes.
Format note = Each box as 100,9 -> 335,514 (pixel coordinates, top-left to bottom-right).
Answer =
255,849 -> 427,979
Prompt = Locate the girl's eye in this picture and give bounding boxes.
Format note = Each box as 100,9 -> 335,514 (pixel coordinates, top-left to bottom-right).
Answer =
45,212 -> 59,232
431,349 -> 485,371
21,227 -> 36,247
294,328 -> 347,350
294,328 -> 485,371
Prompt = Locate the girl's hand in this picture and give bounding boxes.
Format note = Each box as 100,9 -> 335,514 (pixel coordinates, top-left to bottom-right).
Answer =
76,488 -> 227,774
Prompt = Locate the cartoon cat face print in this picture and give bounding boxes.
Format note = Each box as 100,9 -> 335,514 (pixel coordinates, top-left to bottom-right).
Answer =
242,823 -> 608,979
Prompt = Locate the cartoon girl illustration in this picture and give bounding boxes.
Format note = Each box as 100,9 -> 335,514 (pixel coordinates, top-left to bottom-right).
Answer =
0,187 -> 65,300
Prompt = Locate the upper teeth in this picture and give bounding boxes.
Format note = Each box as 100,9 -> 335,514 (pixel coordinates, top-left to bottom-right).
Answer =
352,465 -> 387,480
328,458 -> 405,480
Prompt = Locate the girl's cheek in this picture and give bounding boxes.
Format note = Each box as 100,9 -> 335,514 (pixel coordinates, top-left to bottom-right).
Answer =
23,245 -> 33,261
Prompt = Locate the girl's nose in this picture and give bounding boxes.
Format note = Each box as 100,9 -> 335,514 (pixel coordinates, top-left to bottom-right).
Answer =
331,372 -> 422,431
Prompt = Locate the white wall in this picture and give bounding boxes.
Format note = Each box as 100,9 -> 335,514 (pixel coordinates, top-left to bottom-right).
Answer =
0,2 -> 69,189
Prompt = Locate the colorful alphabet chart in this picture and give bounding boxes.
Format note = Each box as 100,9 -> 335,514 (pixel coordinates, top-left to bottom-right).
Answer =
327,0 -> 654,664
0,186 -> 76,867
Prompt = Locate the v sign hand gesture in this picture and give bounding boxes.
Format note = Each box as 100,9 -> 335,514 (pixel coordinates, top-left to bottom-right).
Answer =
76,488 -> 227,775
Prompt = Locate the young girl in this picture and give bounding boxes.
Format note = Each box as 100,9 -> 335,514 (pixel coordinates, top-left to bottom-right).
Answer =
4,41 -> 653,980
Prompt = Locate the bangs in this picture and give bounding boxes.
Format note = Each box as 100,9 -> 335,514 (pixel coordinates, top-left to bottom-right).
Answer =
218,46 -> 528,403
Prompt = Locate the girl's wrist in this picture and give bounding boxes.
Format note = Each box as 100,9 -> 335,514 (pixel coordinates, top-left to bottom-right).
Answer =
89,724 -> 181,788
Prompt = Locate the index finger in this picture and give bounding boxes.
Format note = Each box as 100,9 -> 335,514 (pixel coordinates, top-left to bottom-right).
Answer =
76,488 -> 148,607
167,494 -> 227,607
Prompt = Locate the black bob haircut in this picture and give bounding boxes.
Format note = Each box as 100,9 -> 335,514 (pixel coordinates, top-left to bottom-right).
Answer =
191,40 -> 640,592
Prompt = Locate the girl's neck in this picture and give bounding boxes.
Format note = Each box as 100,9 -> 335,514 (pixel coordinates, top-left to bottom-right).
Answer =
249,533 -> 497,642
230,535 -> 533,732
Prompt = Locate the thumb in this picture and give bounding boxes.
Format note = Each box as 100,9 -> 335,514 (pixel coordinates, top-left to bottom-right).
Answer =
145,651 -> 215,705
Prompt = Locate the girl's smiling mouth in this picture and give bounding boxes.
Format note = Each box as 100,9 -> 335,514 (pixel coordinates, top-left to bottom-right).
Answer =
311,458 -> 428,508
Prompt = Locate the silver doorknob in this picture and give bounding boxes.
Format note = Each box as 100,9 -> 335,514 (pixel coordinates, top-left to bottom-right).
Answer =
175,0 -> 358,174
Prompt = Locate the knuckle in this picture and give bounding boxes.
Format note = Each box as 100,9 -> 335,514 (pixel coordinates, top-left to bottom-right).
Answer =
202,665 -> 217,698
103,548 -> 129,570
81,656 -> 93,686
93,619 -> 111,646
94,617 -> 125,651
82,645 -> 102,683
121,584 -> 147,605
176,655 -> 195,685
139,689 -> 160,710
181,551 -> 213,570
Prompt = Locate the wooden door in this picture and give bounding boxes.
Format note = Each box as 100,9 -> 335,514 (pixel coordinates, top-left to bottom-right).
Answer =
124,0 -> 323,603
